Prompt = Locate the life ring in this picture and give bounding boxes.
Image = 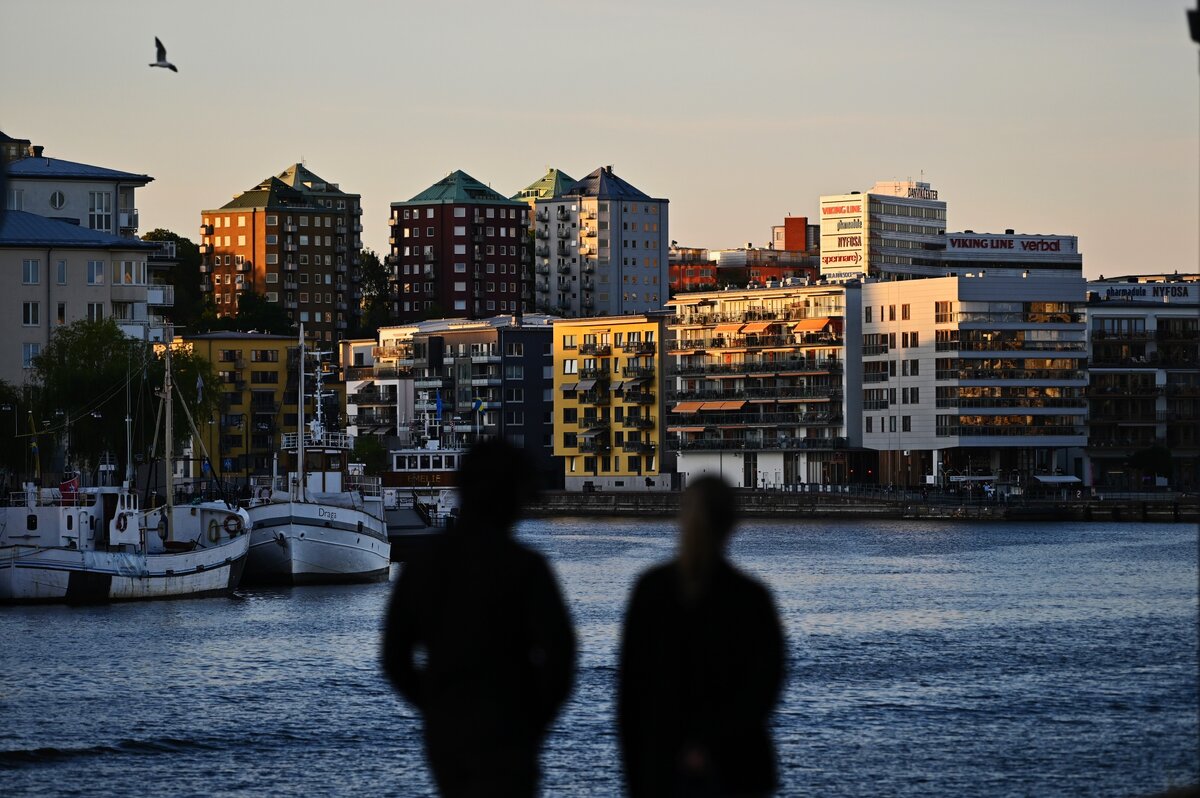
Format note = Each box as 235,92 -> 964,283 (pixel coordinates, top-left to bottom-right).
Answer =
116,514 -> 128,532
207,518 -> 220,543
257,486 -> 271,501
223,514 -> 244,535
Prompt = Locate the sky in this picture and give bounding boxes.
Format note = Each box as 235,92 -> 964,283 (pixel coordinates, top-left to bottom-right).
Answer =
3,0 -> 1197,280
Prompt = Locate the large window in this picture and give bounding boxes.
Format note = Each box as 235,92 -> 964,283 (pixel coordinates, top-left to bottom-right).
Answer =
22,343 -> 39,368
88,192 -> 112,232
87,260 -> 104,285
87,302 -> 104,322
22,259 -> 39,284
22,302 -> 39,326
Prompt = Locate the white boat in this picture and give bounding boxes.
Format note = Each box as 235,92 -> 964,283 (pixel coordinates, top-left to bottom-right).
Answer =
0,484 -> 250,603
0,342 -> 251,604
243,327 -> 390,585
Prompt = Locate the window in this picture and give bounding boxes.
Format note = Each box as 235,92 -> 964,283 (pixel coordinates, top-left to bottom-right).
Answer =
454,207 -> 466,218
87,303 -> 103,322
902,416 -> 912,432
901,304 -> 911,321
563,359 -> 578,375
57,302 -> 66,325
889,416 -> 897,432
22,343 -> 39,368
56,260 -> 67,285
50,191 -> 66,210
22,302 -> 39,326
888,305 -> 896,322
865,416 -> 873,433
864,306 -> 872,323
266,215 -> 278,226
88,192 -> 112,232
87,261 -> 104,285
22,259 -> 39,284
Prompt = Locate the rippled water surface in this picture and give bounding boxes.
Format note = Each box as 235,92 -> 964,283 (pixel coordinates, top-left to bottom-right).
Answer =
1,519 -> 1196,797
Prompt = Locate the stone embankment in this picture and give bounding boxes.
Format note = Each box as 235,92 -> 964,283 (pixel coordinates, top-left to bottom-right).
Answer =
527,491 -> 1199,523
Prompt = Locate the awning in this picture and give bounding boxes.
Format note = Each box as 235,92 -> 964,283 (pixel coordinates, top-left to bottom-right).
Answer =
948,475 -> 997,482
713,323 -> 744,335
741,322 -> 774,334
610,380 -> 626,391
576,379 -> 597,391
672,426 -> 707,433
1034,475 -> 1081,484
672,401 -> 704,413
560,382 -> 578,392
700,400 -> 745,411
792,317 -> 832,332
579,428 -> 605,438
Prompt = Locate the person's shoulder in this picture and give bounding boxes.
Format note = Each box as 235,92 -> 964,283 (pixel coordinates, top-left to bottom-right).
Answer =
631,561 -> 677,595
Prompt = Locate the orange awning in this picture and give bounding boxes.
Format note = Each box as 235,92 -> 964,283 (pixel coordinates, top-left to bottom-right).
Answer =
713,323 -> 744,335
698,402 -> 725,411
672,426 -> 707,433
792,317 -> 832,332
721,400 -> 747,411
741,322 -> 774,334
672,401 -> 704,413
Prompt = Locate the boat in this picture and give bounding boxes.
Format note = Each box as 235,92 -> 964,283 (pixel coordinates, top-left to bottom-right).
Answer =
242,328 -> 390,585
0,342 -> 251,604
382,393 -> 463,530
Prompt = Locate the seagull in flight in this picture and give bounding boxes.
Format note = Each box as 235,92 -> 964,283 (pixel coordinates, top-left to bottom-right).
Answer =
149,37 -> 177,72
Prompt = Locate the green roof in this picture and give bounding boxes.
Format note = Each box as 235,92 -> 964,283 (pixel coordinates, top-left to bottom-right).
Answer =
276,163 -> 354,196
512,168 -> 576,201
211,176 -> 311,212
394,170 -> 524,208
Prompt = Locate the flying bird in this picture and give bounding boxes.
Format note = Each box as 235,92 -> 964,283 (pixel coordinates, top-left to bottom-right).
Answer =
149,37 -> 177,72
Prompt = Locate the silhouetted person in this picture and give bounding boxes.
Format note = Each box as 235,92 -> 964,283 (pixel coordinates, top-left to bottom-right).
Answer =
618,476 -> 785,797
383,438 -> 575,797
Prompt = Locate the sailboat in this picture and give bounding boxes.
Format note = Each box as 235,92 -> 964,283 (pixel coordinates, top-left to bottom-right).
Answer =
0,338 -> 251,603
242,326 -> 390,585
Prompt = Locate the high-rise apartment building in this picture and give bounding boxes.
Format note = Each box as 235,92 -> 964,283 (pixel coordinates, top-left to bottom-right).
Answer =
388,171 -> 528,322
552,314 -> 669,490
200,164 -> 363,345
819,180 -> 947,281
533,166 -> 668,317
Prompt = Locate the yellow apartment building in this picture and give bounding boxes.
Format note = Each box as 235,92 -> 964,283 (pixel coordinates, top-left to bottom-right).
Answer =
552,313 -> 670,491
180,331 -> 322,484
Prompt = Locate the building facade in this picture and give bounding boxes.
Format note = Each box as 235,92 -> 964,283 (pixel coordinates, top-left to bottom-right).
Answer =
181,332 -> 312,482
388,171 -> 528,322
533,166 -> 668,318
0,211 -> 165,384
1085,276 -> 1199,491
552,314 -> 669,491
666,286 -> 859,488
200,164 -> 363,345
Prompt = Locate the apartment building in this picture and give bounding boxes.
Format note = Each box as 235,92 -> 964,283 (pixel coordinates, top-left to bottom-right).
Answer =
860,273 -> 1089,489
552,314 -> 669,490
666,285 -> 859,488
5,142 -> 151,240
0,211 -> 163,383
200,164 -> 363,345
388,171 -> 528,322
710,248 -> 818,288
345,316 -> 558,484
533,166 -> 668,318
669,247 -> 718,294
1085,276 -> 1200,491
181,331 -> 314,482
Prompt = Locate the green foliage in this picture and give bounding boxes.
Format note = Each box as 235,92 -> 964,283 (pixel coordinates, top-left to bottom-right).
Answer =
1128,445 -> 1172,478
30,319 -> 221,478
352,435 -> 389,476
194,291 -> 295,336
353,249 -> 393,338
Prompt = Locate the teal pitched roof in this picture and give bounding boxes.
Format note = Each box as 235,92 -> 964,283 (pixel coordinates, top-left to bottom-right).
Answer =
276,163 -> 354,196
394,170 -> 524,208
512,168 -> 576,201
210,176 -> 312,212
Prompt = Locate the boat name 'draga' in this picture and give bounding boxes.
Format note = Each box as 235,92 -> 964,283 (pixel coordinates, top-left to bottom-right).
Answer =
318,507 -> 337,520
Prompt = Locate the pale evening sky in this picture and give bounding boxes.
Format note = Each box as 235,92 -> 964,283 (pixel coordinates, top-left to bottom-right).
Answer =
3,0 -> 1196,280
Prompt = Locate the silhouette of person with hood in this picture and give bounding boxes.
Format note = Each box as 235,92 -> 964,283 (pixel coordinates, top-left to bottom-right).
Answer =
383,438 -> 575,797
618,475 -> 785,797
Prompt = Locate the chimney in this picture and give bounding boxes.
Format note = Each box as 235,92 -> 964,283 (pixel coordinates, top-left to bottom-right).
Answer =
29,145 -> 44,158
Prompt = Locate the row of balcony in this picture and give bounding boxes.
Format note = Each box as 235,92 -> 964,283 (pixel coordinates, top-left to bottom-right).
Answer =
674,359 -> 842,377
669,387 -> 842,401
935,425 -> 1087,438
670,309 -> 845,326
935,369 -> 1088,381
669,436 -> 849,452
668,411 -> 843,427
671,335 -> 843,351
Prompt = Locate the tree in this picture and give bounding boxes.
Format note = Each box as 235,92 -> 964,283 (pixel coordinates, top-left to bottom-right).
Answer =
354,249 -> 393,338
1128,445 -> 1172,483
194,291 -> 295,336
352,434 -> 389,476
31,319 -> 221,480
142,228 -> 203,330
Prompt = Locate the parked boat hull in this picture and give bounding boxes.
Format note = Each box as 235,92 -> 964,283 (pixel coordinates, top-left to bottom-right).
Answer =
0,536 -> 249,604
244,502 -> 390,585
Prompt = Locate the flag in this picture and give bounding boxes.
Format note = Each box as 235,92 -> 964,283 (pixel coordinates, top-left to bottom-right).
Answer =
196,373 -> 204,404
60,477 -> 79,503
435,393 -> 443,420
472,399 -> 482,414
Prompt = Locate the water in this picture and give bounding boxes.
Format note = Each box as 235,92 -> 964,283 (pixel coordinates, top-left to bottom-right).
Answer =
1,519 -> 1196,797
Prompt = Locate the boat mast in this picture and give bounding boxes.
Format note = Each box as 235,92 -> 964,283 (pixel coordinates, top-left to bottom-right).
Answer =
163,334 -> 174,528
296,324 -> 305,502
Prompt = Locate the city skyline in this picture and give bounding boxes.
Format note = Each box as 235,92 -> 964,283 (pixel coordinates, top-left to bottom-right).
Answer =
3,0 -> 1196,280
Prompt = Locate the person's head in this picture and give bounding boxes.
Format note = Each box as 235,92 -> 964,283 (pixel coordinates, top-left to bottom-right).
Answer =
678,475 -> 737,598
456,437 -> 538,532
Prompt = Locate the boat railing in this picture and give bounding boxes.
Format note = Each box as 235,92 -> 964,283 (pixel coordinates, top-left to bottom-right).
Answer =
346,475 -> 382,497
282,431 -> 353,451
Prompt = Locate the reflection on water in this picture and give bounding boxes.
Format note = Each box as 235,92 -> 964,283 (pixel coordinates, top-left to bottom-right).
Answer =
0,519 -> 1196,797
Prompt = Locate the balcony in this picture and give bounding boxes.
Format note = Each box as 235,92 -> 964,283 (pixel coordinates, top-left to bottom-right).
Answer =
581,390 -> 610,405
620,440 -> 656,454
535,210 -> 550,222
284,261 -> 298,272
578,417 -> 610,430
582,262 -> 595,274
622,341 -> 656,355
535,245 -> 550,258
557,208 -> 572,222
284,242 -> 298,252
625,392 -> 655,404
199,243 -> 212,254
623,416 -> 655,430
200,224 -> 214,236
536,280 -> 550,293
118,209 -> 139,231
535,229 -> 550,240
146,284 -> 175,306
673,358 -> 843,377
581,227 -> 596,238
670,436 -> 849,452
556,242 -> 572,256
579,367 -> 610,380
536,263 -> 551,276
284,280 -> 299,291
579,343 -> 611,356
284,223 -> 298,233
578,439 -> 611,454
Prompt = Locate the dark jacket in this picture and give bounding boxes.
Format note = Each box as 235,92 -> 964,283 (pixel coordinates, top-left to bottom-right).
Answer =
618,559 -> 785,797
383,529 -> 576,796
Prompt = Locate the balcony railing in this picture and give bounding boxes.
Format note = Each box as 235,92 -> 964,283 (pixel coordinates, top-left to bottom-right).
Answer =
622,417 -> 655,430
622,342 -> 656,355
673,358 -> 842,377
937,369 -> 1087,381
579,343 -> 611,356
669,387 -> 842,402
670,436 -> 848,452
936,425 -> 1087,438
578,417 -> 609,430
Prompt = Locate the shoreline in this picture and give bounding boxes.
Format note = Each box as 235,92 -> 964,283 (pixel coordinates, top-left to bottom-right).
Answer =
526,491 -> 1200,523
